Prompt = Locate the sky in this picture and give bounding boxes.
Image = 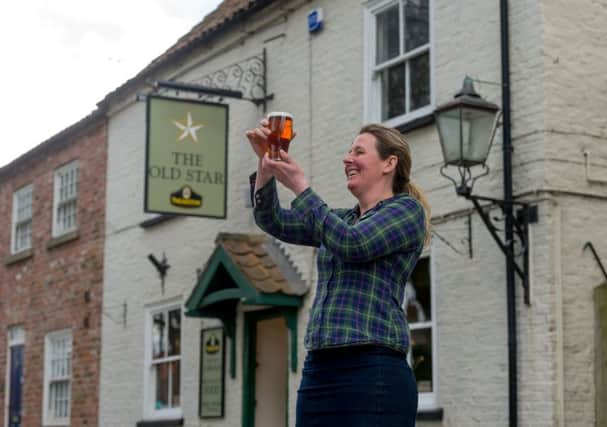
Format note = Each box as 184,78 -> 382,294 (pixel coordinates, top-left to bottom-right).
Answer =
0,0 -> 224,167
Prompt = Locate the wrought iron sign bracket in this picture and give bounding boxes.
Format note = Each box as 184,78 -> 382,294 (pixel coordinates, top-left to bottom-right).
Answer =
148,49 -> 274,112
154,80 -> 274,111
465,194 -> 538,305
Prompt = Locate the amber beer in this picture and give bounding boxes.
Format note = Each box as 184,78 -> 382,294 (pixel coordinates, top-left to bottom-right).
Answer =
267,112 -> 293,160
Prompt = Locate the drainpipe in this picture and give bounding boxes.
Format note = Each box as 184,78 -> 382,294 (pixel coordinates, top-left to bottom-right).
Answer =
499,0 -> 517,426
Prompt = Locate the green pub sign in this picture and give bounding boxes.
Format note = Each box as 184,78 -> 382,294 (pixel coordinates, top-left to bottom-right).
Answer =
145,95 -> 228,218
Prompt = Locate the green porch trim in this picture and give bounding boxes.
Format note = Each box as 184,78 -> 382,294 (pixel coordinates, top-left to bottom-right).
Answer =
596,283 -> 607,427
279,307 -> 299,373
243,293 -> 302,307
199,289 -> 246,307
185,244 -> 303,381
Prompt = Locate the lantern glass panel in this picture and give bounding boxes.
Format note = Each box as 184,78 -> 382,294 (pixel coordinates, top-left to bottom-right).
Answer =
435,107 -> 463,165
436,106 -> 497,167
461,107 -> 497,165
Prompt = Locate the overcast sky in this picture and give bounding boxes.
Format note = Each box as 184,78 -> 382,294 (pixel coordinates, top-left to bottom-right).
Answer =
0,0 -> 224,167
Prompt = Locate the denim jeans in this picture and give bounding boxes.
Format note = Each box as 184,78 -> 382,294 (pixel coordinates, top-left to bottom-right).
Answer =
296,345 -> 418,427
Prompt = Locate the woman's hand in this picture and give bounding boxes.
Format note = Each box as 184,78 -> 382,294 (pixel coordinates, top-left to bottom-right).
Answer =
263,150 -> 309,196
245,119 -> 271,161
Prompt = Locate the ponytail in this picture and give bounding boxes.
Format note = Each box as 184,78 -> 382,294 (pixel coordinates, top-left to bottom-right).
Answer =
406,181 -> 431,248
359,124 -> 432,248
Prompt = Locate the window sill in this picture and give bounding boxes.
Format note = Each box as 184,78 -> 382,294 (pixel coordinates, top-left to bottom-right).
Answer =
417,407 -> 444,421
136,418 -> 184,427
4,248 -> 33,266
139,214 -> 178,229
395,112 -> 435,134
46,230 -> 80,250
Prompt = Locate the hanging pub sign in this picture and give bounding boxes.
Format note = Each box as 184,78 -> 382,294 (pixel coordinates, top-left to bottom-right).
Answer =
145,95 -> 228,218
199,327 -> 225,418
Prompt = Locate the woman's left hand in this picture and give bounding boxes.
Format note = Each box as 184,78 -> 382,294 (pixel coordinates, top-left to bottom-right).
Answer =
263,150 -> 309,196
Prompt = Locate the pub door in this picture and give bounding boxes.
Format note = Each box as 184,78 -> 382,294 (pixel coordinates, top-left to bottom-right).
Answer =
244,310 -> 288,427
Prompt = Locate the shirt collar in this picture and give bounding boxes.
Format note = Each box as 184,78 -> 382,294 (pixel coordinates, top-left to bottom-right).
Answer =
353,193 -> 402,220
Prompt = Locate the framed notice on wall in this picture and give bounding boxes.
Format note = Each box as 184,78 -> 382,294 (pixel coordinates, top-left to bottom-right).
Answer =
199,327 -> 225,418
145,95 -> 228,218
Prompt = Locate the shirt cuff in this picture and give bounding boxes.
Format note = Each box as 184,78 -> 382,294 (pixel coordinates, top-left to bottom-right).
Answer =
253,177 -> 276,210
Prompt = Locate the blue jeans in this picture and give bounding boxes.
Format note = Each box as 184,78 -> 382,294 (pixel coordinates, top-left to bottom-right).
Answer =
296,345 -> 418,427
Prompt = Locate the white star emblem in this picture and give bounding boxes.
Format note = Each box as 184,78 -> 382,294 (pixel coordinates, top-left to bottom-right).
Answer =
173,112 -> 203,142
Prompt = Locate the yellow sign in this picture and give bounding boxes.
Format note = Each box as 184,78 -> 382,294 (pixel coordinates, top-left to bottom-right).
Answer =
145,96 -> 228,218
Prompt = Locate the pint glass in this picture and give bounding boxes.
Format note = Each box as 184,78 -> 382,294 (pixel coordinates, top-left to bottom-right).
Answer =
267,112 -> 293,160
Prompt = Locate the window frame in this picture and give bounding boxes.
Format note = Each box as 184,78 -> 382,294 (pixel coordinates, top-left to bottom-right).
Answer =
404,250 -> 438,410
52,161 -> 80,238
143,301 -> 183,420
363,0 -> 435,128
42,329 -> 72,427
11,184 -> 33,254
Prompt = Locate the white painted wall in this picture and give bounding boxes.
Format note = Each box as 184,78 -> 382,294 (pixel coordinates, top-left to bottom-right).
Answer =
99,0 -> 607,426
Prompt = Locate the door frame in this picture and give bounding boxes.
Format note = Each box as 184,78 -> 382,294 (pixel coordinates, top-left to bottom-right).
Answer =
242,309 -> 288,427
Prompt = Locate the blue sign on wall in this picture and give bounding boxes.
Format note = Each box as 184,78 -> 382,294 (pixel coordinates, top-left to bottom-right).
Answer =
307,8 -> 323,33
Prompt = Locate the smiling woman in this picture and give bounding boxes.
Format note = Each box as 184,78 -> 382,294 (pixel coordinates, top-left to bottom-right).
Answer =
0,0 -> 224,167
246,121 -> 431,427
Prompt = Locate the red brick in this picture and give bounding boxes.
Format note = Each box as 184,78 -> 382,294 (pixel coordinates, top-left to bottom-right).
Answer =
0,117 -> 107,427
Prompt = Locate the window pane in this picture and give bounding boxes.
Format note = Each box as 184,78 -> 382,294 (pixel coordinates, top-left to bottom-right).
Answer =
16,187 -> 32,221
171,361 -> 180,407
15,222 -> 32,252
410,328 -> 433,392
168,309 -> 181,356
405,257 -> 431,322
152,313 -> 166,359
155,363 -> 169,410
404,0 -> 429,52
376,5 -> 400,64
381,62 -> 406,120
410,53 -> 430,110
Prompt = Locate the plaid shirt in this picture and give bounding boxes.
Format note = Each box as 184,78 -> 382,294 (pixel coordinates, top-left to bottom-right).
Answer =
253,178 -> 426,354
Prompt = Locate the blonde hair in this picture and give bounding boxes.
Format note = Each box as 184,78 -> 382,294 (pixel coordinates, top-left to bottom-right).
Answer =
359,124 -> 431,247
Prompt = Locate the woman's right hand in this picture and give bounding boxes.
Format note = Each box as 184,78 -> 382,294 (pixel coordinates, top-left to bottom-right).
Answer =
245,119 -> 271,160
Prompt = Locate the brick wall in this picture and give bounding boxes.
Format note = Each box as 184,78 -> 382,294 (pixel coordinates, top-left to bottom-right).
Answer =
0,119 -> 107,427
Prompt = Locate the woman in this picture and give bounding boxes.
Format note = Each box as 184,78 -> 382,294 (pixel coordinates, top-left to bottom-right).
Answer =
246,122 -> 430,427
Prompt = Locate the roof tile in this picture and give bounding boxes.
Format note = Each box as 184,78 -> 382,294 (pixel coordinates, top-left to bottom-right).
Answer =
217,232 -> 297,295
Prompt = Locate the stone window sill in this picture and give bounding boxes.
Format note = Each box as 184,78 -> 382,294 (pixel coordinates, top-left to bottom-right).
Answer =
139,214 -> 178,229
417,407 -> 444,421
135,419 -> 184,427
4,248 -> 33,266
46,230 -> 80,250
396,112 -> 435,134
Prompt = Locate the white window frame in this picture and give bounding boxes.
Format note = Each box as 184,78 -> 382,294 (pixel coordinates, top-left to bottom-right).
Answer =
5,326 -> 25,427
143,300 -> 183,420
405,250 -> 438,410
43,329 -> 72,426
363,0 -> 435,128
11,184 -> 33,254
52,161 -> 79,238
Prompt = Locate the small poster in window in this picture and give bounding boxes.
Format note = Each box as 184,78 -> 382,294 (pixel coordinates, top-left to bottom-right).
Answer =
199,327 -> 225,418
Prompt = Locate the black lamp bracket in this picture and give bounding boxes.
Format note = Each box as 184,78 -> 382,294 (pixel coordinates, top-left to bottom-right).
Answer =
440,164 -> 490,197
465,194 -> 535,305
583,241 -> 607,281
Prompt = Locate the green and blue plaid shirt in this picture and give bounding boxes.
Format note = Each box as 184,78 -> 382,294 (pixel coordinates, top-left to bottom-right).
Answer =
253,178 -> 426,354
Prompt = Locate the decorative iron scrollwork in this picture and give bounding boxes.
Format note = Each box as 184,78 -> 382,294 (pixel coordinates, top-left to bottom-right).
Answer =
196,54 -> 266,101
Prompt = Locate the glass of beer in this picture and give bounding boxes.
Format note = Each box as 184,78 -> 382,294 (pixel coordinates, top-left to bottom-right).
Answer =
267,112 -> 293,160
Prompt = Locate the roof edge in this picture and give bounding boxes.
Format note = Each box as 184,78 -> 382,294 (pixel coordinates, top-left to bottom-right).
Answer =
97,0 -> 276,109
0,108 -> 106,179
